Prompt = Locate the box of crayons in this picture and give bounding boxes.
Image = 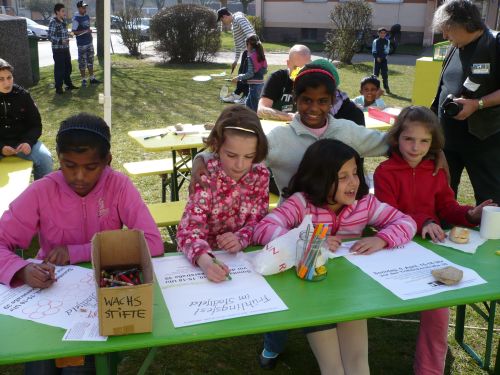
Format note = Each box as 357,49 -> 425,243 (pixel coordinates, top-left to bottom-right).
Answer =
91,229 -> 154,336
295,223 -> 329,281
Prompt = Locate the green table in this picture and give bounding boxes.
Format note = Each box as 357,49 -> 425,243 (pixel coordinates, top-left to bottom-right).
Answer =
1,238 -> 499,374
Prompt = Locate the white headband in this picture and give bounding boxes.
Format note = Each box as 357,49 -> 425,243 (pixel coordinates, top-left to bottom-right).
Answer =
225,126 -> 256,134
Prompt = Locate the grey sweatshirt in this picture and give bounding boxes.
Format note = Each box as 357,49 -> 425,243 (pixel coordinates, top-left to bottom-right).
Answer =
198,113 -> 388,195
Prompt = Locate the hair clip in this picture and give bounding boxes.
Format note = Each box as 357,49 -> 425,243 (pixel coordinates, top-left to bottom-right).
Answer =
225,126 -> 256,134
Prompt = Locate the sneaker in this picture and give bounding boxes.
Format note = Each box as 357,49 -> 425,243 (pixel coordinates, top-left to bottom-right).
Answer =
234,96 -> 247,105
55,87 -> 64,95
258,349 -> 279,370
81,79 -> 87,87
222,93 -> 241,103
65,84 -> 79,90
90,78 -> 101,85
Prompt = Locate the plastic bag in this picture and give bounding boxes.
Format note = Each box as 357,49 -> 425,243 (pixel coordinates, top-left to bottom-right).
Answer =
250,215 -> 313,275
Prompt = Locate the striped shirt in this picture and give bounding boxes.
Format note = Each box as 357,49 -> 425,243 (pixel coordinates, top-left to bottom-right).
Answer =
232,12 -> 255,62
48,16 -> 69,49
253,192 -> 416,248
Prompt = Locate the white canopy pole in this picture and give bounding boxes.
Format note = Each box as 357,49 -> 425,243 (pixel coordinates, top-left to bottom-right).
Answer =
103,0 -> 112,127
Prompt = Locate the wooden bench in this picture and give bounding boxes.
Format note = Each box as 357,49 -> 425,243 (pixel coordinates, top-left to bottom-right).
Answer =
148,193 -> 280,243
123,159 -> 192,202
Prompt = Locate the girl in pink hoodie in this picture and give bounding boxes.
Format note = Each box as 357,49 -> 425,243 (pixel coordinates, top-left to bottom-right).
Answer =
0,113 -> 163,290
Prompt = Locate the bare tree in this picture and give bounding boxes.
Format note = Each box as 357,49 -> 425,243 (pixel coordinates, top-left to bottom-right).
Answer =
26,0 -> 55,20
155,0 -> 167,11
325,0 -> 372,64
117,6 -> 143,56
239,0 -> 254,14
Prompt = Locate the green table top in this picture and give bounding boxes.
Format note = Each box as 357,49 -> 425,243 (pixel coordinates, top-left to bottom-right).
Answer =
1,237 -> 499,365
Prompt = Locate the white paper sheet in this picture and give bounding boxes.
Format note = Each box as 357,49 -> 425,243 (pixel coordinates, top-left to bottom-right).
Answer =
63,320 -> 107,341
432,230 -> 487,254
342,241 -> 486,300
153,252 -> 288,327
0,264 -> 98,329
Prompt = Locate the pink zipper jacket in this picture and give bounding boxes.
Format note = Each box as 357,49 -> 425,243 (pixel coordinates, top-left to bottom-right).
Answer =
0,167 -> 163,286
253,192 -> 416,247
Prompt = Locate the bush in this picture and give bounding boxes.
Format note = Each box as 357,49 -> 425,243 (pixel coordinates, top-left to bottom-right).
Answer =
151,4 -> 220,63
324,0 -> 372,64
117,7 -> 143,57
247,15 -> 263,41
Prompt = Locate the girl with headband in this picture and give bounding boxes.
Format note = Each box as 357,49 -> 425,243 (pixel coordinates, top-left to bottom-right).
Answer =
177,105 -> 270,282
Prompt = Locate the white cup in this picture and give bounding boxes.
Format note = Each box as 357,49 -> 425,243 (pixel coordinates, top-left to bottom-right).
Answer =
479,206 -> 500,239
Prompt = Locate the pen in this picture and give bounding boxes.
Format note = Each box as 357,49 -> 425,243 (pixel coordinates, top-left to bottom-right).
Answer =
208,253 -> 232,280
144,132 -> 168,140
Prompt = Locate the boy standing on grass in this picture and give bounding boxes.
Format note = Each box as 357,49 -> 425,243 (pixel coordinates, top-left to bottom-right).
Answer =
372,27 -> 390,94
72,1 -> 100,87
48,3 -> 78,95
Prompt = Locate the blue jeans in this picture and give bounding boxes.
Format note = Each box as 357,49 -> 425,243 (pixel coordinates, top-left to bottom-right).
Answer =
264,323 -> 337,353
245,83 -> 264,112
16,141 -> 53,179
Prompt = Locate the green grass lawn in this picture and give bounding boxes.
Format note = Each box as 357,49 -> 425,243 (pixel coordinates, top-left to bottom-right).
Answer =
0,55 -> 497,374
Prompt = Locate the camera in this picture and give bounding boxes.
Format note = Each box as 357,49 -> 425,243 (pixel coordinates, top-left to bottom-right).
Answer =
442,94 -> 463,117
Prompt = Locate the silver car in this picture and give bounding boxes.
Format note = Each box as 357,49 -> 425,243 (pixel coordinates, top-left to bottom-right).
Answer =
23,18 -> 49,40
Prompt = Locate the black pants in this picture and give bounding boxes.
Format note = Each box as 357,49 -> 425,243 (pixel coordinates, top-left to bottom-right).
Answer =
234,50 -> 249,97
52,48 -> 73,89
445,134 -> 500,205
374,58 -> 389,90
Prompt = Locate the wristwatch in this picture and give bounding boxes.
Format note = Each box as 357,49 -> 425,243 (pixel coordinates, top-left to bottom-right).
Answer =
478,98 -> 485,110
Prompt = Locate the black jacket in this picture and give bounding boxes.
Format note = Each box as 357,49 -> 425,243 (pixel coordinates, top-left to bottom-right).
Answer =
0,84 -> 42,149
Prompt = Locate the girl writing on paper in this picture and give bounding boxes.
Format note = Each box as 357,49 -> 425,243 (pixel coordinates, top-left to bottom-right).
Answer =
0,113 -> 163,374
373,105 -> 495,375
176,105 -> 270,282
252,139 -> 416,375
232,34 -> 268,112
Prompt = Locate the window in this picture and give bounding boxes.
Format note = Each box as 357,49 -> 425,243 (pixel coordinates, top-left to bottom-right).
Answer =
301,28 -> 318,41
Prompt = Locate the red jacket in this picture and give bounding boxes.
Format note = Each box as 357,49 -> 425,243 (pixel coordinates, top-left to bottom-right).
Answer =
374,152 -> 474,233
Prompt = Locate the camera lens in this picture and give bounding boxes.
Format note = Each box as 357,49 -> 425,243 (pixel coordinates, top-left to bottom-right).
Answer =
444,102 -> 461,117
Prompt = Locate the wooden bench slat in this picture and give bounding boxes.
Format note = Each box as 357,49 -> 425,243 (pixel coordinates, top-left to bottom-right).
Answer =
123,159 -> 192,177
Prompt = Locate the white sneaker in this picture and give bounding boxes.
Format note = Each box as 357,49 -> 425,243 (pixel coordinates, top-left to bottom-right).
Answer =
234,96 -> 247,104
222,93 -> 241,103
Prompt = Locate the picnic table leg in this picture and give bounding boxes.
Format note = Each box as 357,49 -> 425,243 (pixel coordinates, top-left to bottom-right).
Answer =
494,337 -> 500,375
171,150 -> 179,201
94,352 -> 119,375
137,347 -> 158,375
454,301 -> 497,371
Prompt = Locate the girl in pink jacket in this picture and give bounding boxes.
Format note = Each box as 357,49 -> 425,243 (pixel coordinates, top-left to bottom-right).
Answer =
0,113 -> 163,289
253,139 -> 416,375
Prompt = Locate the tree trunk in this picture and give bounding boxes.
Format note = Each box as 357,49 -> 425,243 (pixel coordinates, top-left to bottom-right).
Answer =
96,0 -> 104,66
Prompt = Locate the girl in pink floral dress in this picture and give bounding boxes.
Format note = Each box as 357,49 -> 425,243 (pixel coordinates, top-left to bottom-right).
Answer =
177,105 -> 269,282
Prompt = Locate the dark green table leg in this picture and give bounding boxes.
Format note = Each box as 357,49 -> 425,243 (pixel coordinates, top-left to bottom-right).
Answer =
95,352 -> 119,375
454,301 -> 497,371
171,150 -> 179,201
494,338 -> 500,375
137,347 -> 158,375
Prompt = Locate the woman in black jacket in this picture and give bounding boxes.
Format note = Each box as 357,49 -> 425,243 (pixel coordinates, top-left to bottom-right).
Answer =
0,59 -> 53,179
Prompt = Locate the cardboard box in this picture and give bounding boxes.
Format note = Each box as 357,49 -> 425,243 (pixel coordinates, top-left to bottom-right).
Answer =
92,229 -> 154,336
368,107 -> 398,125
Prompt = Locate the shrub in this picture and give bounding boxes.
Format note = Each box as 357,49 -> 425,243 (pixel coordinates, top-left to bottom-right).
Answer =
324,0 -> 372,64
247,15 -> 263,41
151,4 -> 220,63
117,6 -> 143,57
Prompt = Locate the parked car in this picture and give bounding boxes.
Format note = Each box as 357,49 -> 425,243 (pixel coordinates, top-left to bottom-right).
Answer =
110,15 -> 122,29
23,17 -> 49,40
139,18 -> 150,40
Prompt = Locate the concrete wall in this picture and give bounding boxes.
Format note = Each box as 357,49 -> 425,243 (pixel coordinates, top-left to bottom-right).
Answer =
0,15 -> 33,87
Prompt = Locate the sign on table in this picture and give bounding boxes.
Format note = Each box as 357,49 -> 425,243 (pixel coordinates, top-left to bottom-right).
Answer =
153,252 -> 288,327
333,241 -> 487,300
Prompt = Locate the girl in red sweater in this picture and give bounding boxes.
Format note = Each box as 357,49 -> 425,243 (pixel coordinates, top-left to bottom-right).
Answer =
374,105 -> 494,375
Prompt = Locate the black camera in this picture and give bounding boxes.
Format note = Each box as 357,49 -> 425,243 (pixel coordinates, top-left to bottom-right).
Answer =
442,94 -> 463,117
